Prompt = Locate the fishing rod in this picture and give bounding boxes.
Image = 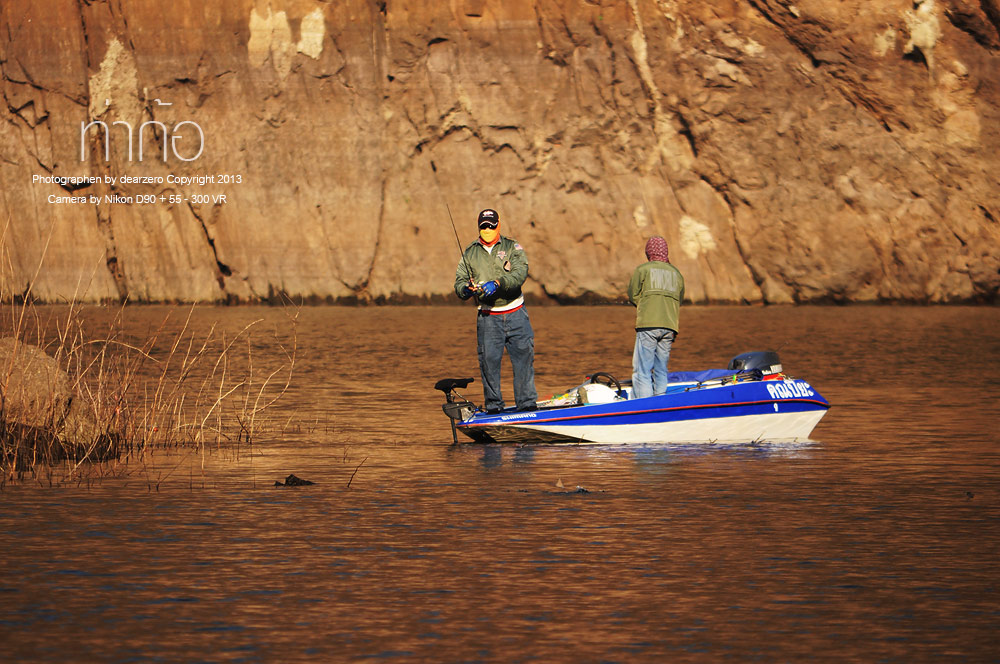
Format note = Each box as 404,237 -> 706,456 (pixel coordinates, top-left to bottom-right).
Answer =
430,160 -> 477,296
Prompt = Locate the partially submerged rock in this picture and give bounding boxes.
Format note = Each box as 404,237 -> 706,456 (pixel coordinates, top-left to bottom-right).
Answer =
274,473 -> 314,487
0,337 -> 120,464
0,337 -> 70,431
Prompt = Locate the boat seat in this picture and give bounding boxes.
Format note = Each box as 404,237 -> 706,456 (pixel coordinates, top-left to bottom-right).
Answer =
434,377 -> 475,393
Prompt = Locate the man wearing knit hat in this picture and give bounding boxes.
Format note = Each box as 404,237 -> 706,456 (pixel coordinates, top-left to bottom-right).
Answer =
627,236 -> 685,399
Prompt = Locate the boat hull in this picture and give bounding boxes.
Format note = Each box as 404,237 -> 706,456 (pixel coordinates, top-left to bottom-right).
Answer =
455,378 -> 829,445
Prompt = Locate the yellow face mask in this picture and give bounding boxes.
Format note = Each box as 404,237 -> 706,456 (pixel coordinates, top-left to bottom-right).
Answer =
479,226 -> 499,244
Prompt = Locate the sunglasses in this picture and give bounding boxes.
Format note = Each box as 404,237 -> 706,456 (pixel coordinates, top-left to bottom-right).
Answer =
478,220 -> 499,230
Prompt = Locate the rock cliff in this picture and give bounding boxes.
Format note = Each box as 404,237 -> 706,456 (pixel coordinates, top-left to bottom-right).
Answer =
1,0 -> 998,304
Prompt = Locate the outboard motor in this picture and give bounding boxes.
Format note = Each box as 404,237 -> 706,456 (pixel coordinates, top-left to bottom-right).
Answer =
728,351 -> 782,376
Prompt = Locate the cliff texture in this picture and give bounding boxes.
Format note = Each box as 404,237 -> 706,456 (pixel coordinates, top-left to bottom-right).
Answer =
1,0 -> 998,304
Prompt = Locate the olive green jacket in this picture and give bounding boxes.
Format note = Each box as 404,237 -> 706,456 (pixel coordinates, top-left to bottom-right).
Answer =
454,236 -> 528,309
627,260 -> 685,331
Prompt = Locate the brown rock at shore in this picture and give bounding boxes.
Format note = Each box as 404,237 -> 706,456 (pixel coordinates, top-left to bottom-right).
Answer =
0,337 -> 112,461
1,0 -> 998,304
0,337 -> 71,432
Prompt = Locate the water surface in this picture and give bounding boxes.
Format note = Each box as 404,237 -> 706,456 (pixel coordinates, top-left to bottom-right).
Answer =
2,305 -> 998,662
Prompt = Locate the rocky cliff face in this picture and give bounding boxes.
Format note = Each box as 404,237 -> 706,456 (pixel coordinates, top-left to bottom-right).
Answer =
1,0 -> 998,304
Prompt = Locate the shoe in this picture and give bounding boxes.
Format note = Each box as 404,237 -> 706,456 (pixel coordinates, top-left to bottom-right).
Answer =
485,407 -> 502,415
518,404 -> 538,412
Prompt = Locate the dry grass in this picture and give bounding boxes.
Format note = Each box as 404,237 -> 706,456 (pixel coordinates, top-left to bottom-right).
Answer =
0,296 -> 297,486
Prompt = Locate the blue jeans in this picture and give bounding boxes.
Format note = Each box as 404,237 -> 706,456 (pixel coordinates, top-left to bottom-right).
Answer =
632,328 -> 676,399
476,307 -> 537,411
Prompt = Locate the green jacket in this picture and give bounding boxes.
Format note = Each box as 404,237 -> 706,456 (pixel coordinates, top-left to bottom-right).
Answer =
627,260 -> 684,331
454,236 -> 528,308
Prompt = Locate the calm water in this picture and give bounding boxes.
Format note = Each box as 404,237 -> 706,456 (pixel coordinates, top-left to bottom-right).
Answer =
2,305 -> 999,662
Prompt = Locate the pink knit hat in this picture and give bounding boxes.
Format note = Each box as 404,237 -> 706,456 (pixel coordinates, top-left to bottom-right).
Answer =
645,236 -> 669,262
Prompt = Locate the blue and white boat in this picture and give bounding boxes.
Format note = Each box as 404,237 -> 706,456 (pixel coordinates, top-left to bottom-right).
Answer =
436,351 -> 829,445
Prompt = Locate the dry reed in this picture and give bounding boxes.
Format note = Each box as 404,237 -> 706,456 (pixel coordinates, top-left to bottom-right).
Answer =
0,294 -> 297,485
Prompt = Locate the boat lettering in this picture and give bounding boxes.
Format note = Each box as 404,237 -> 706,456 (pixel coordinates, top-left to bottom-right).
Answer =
766,380 -> 815,400
499,412 -> 539,422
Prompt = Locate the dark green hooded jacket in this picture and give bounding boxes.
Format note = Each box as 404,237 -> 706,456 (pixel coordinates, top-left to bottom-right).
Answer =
627,261 -> 684,331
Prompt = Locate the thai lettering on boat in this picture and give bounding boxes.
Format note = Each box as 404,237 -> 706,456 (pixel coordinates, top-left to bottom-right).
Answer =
766,381 -> 815,400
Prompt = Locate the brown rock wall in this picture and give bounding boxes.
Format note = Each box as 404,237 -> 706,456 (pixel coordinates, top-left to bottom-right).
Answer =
1,0 -> 998,304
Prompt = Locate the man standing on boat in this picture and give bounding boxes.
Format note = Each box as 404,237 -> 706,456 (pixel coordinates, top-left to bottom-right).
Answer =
454,209 -> 538,413
628,236 -> 685,399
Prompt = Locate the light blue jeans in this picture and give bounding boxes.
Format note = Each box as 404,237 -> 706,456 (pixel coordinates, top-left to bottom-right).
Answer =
632,328 -> 676,399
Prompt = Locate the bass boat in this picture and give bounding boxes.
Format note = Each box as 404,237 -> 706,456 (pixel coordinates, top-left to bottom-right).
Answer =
435,351 -> 829,445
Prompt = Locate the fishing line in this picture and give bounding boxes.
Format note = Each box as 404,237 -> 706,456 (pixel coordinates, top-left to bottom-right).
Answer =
430,160 -> 475,290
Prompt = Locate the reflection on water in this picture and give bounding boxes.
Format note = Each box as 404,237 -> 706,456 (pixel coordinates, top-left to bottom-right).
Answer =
1,305 -> 999,661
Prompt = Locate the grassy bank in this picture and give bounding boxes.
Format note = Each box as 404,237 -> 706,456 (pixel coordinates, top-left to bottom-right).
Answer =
0,296 -> 296,485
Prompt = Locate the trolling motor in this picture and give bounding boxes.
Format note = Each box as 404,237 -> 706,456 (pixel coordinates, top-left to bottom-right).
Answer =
434,377 -> 477,444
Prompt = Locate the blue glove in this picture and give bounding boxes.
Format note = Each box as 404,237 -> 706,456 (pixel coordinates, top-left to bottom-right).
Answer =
480,280 -> 499,297
460,284 -> 475,299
